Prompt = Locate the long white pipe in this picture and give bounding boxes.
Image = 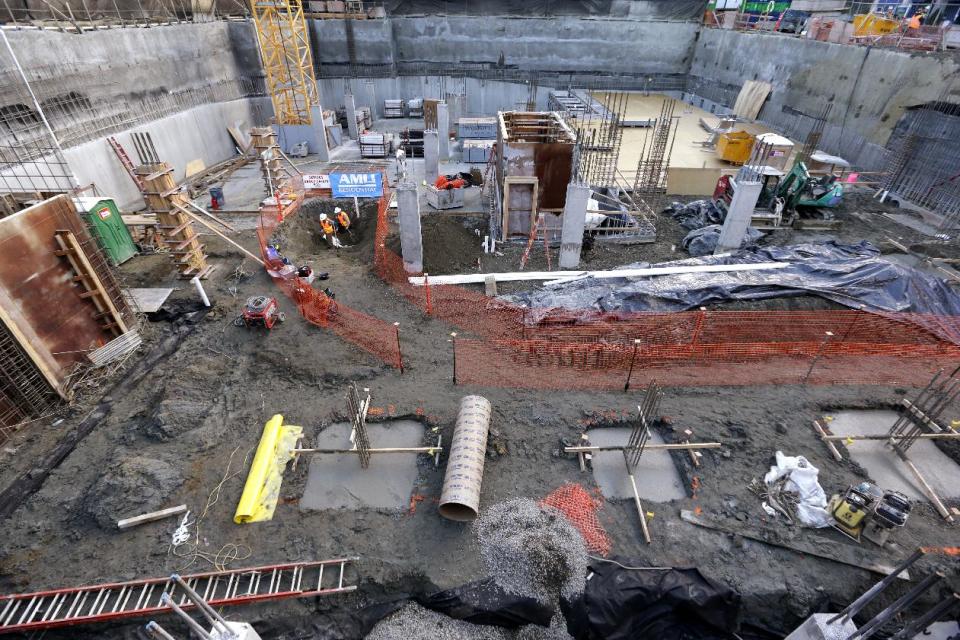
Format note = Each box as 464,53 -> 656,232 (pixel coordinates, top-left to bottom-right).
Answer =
408,262 -> 788,286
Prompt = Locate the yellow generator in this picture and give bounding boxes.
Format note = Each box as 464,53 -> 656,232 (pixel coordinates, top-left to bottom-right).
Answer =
717,131 -> 756,165
829,482 -> 883,541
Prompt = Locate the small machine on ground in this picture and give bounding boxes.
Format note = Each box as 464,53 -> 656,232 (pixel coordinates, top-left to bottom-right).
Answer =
234,295 -> 285,329
714,160 -> 843,230
828,481 -> 911,545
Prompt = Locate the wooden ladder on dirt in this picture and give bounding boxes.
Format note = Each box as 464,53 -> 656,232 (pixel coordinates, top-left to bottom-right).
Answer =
54,229 -> 128,337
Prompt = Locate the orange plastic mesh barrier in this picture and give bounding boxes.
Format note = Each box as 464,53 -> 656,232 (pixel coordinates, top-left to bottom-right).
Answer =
541,483 -> 611,556
453,338 -> 960,390
256,177 -> 403,369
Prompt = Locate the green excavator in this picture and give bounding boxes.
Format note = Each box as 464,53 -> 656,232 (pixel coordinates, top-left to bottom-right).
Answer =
714,160 -> 844,230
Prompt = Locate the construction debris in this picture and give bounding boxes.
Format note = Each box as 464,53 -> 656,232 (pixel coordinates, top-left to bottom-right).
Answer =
117,504 -> 187,530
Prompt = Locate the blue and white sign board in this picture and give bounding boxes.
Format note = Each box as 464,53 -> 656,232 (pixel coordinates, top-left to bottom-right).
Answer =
330,172 -> 383,198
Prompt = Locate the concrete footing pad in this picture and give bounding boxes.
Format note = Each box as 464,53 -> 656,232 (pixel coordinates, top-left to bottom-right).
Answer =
585,427 -> 685,502
827,410 -> 960,502
300,420 -> 424,511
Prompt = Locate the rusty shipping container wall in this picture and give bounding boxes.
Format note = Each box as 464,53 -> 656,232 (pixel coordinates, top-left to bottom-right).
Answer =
0,195 -> 133,404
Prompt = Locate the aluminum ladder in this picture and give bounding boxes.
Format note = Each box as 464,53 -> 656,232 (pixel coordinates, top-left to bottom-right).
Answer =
0,557 -> 359,634
106,136 -> 145,191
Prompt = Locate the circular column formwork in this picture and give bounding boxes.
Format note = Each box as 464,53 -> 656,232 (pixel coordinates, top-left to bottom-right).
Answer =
438,395 -> 492,521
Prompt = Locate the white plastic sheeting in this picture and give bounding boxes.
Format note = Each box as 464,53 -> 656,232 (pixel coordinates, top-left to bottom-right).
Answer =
763,451 -> 833,528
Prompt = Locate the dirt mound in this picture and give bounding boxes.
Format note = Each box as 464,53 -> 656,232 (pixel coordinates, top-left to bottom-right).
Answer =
272,197 -> 380,262
84,456 -> 183,529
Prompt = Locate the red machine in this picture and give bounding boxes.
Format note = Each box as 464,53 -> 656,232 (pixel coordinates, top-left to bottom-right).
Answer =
234,295 -> 285,329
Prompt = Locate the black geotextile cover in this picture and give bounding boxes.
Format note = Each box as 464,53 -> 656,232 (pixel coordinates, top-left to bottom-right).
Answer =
506,241 -> 960,344
562,561 -> 741,640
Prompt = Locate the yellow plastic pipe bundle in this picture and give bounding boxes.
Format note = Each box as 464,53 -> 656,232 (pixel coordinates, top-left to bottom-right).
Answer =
234,414 -> 303,524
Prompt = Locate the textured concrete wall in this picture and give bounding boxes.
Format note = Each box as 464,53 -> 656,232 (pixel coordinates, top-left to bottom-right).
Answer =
689,29 -> 960,150
65,97 -> 269,210
311,16 -> 699,74
1,21 -> 261,119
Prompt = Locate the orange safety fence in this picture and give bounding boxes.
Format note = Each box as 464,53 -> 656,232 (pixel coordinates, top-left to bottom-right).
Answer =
256,175 -> 403,369
541,483 -> 611,556
452,338 -> 959,390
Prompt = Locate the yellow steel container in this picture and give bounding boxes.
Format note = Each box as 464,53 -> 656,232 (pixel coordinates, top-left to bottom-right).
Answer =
717,131 -> 755,165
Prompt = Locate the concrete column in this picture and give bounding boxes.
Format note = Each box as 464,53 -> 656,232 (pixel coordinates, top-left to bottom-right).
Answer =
311,105 -> 330,162
714,179 -> 762,254
558,182 -> 591,269
437,102 -> 450,160
424,129 -> 440,183
396,181 -> 423,274
344,93 -> 359,140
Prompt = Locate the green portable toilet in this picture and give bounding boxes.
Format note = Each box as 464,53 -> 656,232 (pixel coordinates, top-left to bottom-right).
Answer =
76,197 -> 138,266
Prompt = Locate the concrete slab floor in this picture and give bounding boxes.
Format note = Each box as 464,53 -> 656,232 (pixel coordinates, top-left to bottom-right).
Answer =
826,410 -> 960,502
300,420 -> 424,511
585,427 -> 686,502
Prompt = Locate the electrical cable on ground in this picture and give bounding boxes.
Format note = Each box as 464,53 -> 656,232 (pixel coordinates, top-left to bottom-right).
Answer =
170,444 -> 255,571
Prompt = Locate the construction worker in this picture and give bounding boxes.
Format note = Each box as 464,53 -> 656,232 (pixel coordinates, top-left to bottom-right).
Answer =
319,213 -> 341,248
907,10 -> 924,30
335,207 -> 351,233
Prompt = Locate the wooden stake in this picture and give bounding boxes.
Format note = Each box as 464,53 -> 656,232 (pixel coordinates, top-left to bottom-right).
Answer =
565,442 -> 722,453
627,470 -> 652,544
812,420 -> 843,462
901,455 -> 955,522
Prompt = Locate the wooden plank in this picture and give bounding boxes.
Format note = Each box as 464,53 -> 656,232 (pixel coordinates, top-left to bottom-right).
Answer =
170,203 -> 265,266
117,504 -> 187,530
408,262 -> 788,286
54,231 -> 128,336
680,509 -> 910,579
812,419 -> 843,462
564,442 -> 722,453
901,455 -> 955,522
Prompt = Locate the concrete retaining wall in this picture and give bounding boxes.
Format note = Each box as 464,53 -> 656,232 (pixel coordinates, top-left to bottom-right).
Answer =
689,29 -> 960,152
66,97 -> 269,210
311,16 -> 700,75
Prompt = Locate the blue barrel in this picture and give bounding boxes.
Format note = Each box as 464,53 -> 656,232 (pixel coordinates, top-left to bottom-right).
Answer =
209,187 -> 225,209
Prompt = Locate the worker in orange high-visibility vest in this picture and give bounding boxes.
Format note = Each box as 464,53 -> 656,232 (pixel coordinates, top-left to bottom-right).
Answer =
319,213 -> 341,248
335,207 -> 354,240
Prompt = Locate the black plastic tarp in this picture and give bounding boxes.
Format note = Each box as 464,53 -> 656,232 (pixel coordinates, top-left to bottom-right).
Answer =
506,241 -> 960,344
562,560 -> 741,640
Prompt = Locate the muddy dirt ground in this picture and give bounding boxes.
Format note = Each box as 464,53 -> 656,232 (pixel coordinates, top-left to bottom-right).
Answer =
0,191 -> 958,639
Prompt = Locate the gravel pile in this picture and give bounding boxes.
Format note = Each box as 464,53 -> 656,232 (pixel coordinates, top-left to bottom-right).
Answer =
365,604 -> 573,640
473,498 -> 588,602
366,603 -> 512,640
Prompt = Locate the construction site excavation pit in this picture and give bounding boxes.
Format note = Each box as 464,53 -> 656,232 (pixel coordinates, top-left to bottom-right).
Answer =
300,420 -> 425,511
584,427 -> 686,502
826,410 -> 960,502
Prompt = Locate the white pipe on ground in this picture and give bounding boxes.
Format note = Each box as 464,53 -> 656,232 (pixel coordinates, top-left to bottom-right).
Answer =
191,276 -> 210,307
439,396 -> 492,522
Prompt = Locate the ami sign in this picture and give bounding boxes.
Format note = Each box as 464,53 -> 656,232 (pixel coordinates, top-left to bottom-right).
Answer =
330,172 -> 383,198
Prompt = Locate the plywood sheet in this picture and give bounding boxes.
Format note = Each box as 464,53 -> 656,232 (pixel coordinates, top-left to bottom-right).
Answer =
667,166 -> 723,196
732,80 -> 772,120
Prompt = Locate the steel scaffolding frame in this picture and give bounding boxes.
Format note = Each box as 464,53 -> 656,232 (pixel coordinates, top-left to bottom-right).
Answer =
250,0 -> 318,126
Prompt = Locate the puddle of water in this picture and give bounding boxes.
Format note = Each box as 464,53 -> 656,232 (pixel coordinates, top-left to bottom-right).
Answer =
300,419 -> 424,511
585,427 -> 686,502
827,410 -> 960,501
